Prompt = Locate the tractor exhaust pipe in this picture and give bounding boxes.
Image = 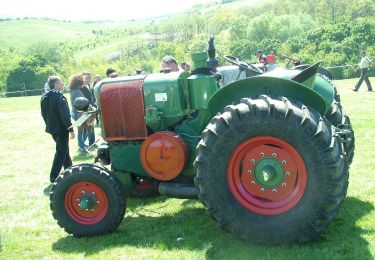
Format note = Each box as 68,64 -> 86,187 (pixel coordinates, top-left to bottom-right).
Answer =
157,182 -> 198,199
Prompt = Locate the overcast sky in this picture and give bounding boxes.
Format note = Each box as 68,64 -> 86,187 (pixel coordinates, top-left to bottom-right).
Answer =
0,0 -> 209,21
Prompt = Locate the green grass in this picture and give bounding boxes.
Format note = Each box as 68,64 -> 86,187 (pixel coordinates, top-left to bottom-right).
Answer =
0,78 -> 374,259
0,18 -> 147,49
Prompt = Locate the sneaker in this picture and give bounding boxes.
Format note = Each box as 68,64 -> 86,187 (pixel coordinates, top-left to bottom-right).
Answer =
352,88 -> 358,92
79,147 -> 89,154
89,144 -> 99,150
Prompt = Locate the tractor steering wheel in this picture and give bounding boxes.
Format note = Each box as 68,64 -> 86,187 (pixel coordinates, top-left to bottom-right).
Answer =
224,55 -> 264,74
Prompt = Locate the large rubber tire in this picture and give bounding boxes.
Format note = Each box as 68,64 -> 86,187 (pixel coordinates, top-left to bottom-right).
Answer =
50,164 -> 126,237
194,96 -> 348,244
326,101 -> 355,164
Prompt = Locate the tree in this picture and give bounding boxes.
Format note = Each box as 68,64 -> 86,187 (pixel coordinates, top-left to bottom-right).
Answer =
6,55 -> 56,96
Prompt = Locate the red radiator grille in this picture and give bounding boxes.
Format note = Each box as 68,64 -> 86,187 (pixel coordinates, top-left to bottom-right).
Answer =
100,80 -> 147,141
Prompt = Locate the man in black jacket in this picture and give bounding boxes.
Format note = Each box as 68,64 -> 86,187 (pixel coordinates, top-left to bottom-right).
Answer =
41,76 -> 75,183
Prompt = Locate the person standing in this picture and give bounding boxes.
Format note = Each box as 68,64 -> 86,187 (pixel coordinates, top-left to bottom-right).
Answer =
81,72 -> 97,149
256,50 -> 268,65
353,50 -> 373,92
41,76 -> 75,183
92,74 -> 101,126
69,74 -> 88,153
92,74 -> 101,89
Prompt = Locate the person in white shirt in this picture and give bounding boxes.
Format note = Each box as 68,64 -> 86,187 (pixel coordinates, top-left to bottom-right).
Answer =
353,50 -> 373,91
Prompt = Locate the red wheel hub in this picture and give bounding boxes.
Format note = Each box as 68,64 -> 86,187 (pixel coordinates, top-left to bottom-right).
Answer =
227,136 -> 307,215
64,182 -> 109,225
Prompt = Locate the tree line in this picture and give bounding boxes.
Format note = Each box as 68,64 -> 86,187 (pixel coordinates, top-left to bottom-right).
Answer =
0,0 -> 374,96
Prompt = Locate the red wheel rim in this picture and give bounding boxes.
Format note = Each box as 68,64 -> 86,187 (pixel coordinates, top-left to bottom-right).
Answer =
227,136 -> 307,215
64,182 -> 109,225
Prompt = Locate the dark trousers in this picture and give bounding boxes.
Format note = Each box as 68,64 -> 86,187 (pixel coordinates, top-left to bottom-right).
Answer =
354,68 -> 373,91
50,132 -> 72,182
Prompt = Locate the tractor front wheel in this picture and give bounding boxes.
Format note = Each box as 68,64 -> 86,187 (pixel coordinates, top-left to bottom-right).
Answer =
50,164 -> 126,237
194,96 -> 348,244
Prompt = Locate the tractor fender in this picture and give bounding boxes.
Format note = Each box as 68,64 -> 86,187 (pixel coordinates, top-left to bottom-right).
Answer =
208,76 -> 328,116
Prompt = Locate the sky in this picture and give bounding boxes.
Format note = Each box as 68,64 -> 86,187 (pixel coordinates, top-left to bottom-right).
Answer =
0,0 -> 209,21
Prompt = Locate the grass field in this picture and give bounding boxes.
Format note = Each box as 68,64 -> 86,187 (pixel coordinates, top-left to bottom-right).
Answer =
0,18 -> 148,49
0,78 -> 374,259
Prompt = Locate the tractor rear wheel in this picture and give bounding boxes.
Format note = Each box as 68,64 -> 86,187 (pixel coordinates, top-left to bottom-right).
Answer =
326,101 -> 355,164
50,164 -> 126,237
194,96 -> 348,244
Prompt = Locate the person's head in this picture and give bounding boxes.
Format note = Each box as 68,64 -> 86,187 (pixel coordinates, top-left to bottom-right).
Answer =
94,74 -> 101,82
360,50 -> 366,57
136,69 -> 142,75
69,74 -> 84,90
161,55 -> 179,72
106,68 -> 117,77
180,62 -> 190,71
82,71 -> 92,85
48,76 -> 64,91
256,50 -> 263,59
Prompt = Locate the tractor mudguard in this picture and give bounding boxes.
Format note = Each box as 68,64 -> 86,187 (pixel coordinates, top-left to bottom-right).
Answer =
208,76 -> 328,116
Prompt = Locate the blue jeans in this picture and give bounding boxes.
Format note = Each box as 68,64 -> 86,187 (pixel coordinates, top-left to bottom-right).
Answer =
71,111 -> 95,149
83,127 -> 95,147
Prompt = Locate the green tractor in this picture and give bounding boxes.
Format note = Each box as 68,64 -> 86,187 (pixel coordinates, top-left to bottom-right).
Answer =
50,38 -> 354,244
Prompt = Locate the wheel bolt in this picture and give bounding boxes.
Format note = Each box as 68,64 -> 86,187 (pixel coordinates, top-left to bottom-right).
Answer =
91,209 -> 95,212
92,192 -> 96,196
260,188 -> 265,192
272,153 -> 277,157
250,159 -> 255,163
285,171 -> 290,176
96,201 -> 100,204
272,189 -> 277,193
260,152 -> 265,157
282,182 -> 287,187
81,191 -> 85,194
282,160 -> 287,164
251,181 -> 255,185
76,199 -> 80,203
247,169 -> 252,174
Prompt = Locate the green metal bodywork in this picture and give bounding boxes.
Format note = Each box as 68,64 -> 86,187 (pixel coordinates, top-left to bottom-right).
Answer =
259,66 -> 335,111
143,71 -> 190,131
94,56 -> 337,183
254,157 -> 284,188
208,76 -> 329,116
110,141 -> 148,177
188,73 -> 219,109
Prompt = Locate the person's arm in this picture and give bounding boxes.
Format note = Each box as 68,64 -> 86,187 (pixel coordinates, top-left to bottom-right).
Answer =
71,89 -> 84,102
58,96 -> 74,134
40,94 -> 48,124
